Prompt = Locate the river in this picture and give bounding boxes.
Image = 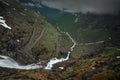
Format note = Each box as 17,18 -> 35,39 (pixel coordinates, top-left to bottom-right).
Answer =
0,31 -> 76,70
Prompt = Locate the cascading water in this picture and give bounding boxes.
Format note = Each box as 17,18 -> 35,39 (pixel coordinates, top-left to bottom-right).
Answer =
0,27 -> 76,70
45,32 -> 76,70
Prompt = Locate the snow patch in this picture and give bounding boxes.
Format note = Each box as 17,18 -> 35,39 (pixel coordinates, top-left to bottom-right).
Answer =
59,67 -> 64,70
16,39 -> 20,42
116,56 -> 120,59
0,16 -> 12,29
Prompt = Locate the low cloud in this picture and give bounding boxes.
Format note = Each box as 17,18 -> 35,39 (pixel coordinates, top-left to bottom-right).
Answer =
40,0 -> 120,14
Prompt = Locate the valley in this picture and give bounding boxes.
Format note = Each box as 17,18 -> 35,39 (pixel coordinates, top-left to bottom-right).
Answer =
0,0 -> 120,80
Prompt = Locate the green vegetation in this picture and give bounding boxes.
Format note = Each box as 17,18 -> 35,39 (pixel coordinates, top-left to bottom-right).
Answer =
0,0 -> 120,80
45,12 -> 109,43
0,0 -> 60,62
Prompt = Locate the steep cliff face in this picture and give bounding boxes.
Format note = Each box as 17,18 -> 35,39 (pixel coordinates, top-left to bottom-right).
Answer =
0,0 -> 60,64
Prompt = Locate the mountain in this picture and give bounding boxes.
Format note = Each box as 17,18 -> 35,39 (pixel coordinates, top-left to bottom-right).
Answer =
19,0 -> 120,53
0,0 -> 120,80
0,0 -> 62,65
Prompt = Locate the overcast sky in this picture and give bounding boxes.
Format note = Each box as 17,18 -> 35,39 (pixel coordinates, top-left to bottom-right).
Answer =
40,0 -> 120,14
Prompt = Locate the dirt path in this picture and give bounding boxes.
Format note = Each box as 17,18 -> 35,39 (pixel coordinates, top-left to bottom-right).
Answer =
30,28 -> 45,49
23,18 -> 45,51
23,19 -> 37,50
78,41 -> 105,46
57,26 -> 104,46
45,31 -> 76,70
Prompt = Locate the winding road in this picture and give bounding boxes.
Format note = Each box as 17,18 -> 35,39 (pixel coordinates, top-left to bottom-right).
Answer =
23,18 -> 45,51
23,19 -> 37,50
45,32 -> 77,70
0,26 -> 77,70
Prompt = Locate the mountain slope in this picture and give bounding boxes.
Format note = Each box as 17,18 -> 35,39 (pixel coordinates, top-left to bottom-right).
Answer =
0,0 -> 60,64
0,0 -> 120,80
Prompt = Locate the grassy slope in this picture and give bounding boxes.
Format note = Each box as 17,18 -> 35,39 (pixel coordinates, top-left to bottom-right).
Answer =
0,0 -> 120,80
43,12 -> 110,58
43,12 -> 109,43
0,0 -> 60,63
2,48 -> 118,80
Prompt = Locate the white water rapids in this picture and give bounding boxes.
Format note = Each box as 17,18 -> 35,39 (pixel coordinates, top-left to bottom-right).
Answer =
0,55 -> 42,70
45,32 -> 76,69
0,31 -> 76,70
